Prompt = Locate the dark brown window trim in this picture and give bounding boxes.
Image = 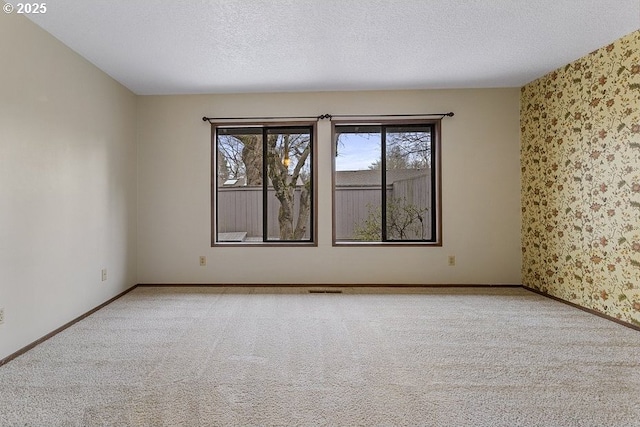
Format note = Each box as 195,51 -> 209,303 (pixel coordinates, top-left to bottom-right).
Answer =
333,241 -> 443,248
211,121 -> 318,247
213,242 -> 317,248
331,119 -> 442,247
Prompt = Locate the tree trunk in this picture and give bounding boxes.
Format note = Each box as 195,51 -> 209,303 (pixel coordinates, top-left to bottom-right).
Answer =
293,184 -> 310,239
277,191 -> 294,240
265,134 -> 311,241
241,135 -> 262,185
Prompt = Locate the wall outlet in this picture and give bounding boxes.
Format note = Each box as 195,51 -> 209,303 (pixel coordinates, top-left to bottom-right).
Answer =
101,269 -> 107,281
199,256 -> 207,266
0,308 -> 4,325
448,255 -> 456,266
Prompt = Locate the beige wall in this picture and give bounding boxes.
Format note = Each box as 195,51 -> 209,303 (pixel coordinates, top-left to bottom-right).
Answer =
0,11 -> 523,362
137,89 -> 522,284
0,13 -> 138,360
521,30 -> 640,326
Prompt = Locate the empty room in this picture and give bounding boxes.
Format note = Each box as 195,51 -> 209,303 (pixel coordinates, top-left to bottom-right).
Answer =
1,1 -> 639,425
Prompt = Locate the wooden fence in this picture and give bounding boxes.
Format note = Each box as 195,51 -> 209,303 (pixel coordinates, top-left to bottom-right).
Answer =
334,174 -> 431,240
217,187 -> 310,240
217,173 -> 431,240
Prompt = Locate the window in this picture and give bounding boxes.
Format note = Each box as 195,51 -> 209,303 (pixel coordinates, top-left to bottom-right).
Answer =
213,124 -> 315,245
333,121 -> 440,245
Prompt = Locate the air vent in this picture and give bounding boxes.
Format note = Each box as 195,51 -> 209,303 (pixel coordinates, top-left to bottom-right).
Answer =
308,290 -> 343,294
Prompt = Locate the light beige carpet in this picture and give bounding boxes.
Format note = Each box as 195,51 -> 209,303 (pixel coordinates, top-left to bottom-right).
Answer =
1,286 -> 639,426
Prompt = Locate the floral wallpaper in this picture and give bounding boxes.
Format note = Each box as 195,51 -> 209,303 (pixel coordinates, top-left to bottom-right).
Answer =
521,30 -> 640,327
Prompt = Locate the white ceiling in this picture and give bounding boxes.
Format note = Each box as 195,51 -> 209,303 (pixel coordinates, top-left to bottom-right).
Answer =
21,0 -> 640,95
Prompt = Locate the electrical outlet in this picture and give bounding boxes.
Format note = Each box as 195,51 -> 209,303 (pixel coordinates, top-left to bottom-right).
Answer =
0,308 -> 4,325
448,255 -> 456,266
101,269 -> 107,281
199,256 -> 207,266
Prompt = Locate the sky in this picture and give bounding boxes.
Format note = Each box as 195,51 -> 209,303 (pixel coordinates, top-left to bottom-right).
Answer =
335,133 -> 380,171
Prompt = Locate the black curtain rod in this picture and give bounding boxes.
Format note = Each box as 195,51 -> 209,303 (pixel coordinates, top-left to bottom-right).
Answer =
202,112 -> 453,123
330,112 -> 454,118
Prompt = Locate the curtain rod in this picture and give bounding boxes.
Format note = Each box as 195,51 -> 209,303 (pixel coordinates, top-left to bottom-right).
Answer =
202,112 -> 454,123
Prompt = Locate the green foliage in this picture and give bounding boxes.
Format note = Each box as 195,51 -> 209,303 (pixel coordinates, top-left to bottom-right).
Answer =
386,198 -> 428,240
354,197 -> 428,241
353,203 -> 382,241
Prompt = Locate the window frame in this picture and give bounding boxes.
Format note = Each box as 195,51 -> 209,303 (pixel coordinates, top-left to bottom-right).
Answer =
331,119 -> 442,246
211,121 -> 317,247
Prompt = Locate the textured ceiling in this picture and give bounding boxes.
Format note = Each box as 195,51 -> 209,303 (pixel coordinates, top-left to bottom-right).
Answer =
20,0 -> 640,95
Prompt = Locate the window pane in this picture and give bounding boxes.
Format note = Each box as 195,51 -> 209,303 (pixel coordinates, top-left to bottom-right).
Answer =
384,126 -> 432,241
335,128 -> 382,241
266,128 -> 312,241
216,129 -> 263,242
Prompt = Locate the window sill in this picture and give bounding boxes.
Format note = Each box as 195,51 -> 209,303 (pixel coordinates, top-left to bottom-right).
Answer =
213,241 -> 317,248
333,241 -> 442,247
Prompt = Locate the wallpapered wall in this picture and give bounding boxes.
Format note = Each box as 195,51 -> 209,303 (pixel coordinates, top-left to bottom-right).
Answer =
521,30 -> 640,327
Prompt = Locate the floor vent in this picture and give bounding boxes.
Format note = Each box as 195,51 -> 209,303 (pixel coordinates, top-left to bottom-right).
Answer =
308,290 -> 343,294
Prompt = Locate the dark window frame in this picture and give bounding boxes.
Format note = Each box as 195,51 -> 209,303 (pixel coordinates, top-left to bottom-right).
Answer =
211,122 -> 317,247
331,119 -> 442,246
